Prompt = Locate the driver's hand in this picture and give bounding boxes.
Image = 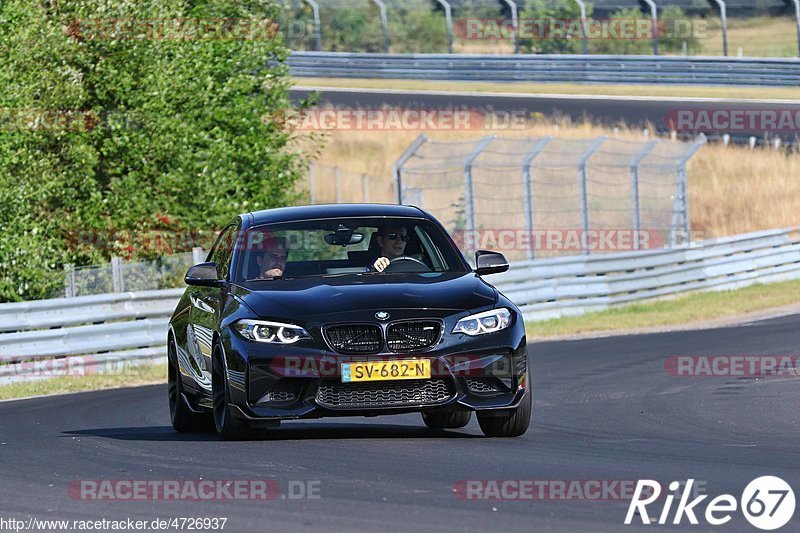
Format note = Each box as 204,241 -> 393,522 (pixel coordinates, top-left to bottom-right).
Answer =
263,268 -> 283,278
373,257 -> 390,272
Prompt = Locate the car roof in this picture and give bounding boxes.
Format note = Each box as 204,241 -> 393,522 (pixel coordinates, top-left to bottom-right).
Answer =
243,204 -> 428,227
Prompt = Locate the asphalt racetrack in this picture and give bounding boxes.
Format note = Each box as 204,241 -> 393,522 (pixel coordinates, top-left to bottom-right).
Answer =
1,313 -> 798,532
290,86 -> 800,143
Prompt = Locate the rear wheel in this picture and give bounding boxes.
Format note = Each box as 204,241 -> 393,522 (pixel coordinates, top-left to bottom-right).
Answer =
168,341 -> 212,433
422,409 -> 471,429
212,345 -> 253,440
476,391 -> 531,438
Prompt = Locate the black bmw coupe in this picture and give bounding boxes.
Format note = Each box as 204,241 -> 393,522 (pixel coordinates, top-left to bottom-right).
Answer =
168,204 -> 530,439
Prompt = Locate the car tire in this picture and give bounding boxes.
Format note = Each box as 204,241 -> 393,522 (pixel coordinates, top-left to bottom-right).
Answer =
168,341 -> 212,433
422,409 -> 472,429
212,345 -> 253,441
476,390 -> 531,438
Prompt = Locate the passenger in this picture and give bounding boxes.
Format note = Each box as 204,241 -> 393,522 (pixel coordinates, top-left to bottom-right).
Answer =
255,235 -> 290,278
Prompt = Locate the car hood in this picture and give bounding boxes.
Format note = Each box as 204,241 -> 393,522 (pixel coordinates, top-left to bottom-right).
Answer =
235,273 -> 497,320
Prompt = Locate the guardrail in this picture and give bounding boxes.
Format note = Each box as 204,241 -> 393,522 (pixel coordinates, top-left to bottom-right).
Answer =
287,52 -> 800,87
492,227 -> 800,321
2,227 -> 799,383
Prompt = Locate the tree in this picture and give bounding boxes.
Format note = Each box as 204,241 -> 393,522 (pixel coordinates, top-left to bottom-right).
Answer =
0,0 -> 309,301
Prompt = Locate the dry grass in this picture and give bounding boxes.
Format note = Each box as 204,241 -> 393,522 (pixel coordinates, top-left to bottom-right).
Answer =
701,16 -> 799,58
293,117 -> 800,238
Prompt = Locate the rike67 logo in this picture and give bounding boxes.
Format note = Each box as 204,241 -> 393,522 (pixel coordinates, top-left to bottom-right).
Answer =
625,477 -> 795,530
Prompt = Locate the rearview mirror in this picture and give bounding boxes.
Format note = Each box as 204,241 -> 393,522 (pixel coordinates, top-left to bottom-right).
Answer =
185,262 -> 225,287
324,232 -> 364,246
475,250 -> 509,276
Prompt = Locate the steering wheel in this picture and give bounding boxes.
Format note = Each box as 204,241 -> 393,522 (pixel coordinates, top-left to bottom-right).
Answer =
384,256 -> 431,273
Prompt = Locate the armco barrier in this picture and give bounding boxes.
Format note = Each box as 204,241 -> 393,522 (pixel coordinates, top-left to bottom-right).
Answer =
286,52 -> 800,87
1,227 -> 799,383
492,227 -> 800,320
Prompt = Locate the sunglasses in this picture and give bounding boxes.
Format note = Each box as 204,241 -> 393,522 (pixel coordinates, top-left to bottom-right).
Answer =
265,252 -> 288,262
384,233 -> 410,242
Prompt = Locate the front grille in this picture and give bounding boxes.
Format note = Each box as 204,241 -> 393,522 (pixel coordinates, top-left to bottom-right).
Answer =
386,321 -> 441,352
316,379 -> 454,409
324,324 -> 382,353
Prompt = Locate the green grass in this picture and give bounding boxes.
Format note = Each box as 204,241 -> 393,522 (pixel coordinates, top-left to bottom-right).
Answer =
0,363 -> 166,401
293,77 -> 800,101
527,278 -> 800,339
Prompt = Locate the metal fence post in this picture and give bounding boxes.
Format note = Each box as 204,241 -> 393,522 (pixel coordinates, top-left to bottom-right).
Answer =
712,0 -> 728,56
630,141 -> 658,251
434,0 -> 453,54
574,0 -> 589,54
64,264 -> 75,298
304,0 -> 322,51
501,0 -> 519,54
463,136 -> 496,255
671,134 -> 707,246
372,0 -> 390,53
362,173 -> 370,203
577,137 -> 607,255
392,134 -> 428,204
111,256 -> 124,293
793,0 -> 800,57
192,247 -> 205,265
642,0 -> 659,55
521,137 -> 553,260
334,166 -> 341,203
308,161 -> 316,205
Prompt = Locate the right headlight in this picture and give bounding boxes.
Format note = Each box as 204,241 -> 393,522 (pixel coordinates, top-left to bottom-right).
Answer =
452,308 -> 512,336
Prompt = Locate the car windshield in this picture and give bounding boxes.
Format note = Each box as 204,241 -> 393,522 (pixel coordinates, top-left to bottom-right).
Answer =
234,217 -> 468,282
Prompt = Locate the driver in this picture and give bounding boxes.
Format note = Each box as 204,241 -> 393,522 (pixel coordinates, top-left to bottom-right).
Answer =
372,226 -> 410,272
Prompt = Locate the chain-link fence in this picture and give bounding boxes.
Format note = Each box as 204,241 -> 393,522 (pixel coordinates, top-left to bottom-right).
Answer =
304,162 -> 392,204
394,134 -> 706,261
63,251 -> 204,298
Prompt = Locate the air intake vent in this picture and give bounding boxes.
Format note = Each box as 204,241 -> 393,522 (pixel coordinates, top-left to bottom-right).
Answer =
316,379 -> 454,409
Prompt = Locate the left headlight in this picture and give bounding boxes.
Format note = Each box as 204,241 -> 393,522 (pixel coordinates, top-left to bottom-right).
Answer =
233,319 -> 311,344
452,308 -> 512,336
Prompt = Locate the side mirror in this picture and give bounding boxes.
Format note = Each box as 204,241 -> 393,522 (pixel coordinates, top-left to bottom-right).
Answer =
475,250 -> 509,276
185,262 -> 225,287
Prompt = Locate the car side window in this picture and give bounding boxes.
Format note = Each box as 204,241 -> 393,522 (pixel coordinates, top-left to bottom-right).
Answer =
209,224 -> 237,281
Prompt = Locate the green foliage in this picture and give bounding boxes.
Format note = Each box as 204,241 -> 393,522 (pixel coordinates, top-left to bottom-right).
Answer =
659,6 -> 702,54
388,0 -> 448,53
591,8 -> 651,55
519,0 -> 588,54
0,0 -> 309,302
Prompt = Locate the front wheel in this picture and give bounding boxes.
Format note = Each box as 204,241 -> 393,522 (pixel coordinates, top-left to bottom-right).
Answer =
212,346 -> 253,440
422,409 -> 471,429
476,391 -> 531,438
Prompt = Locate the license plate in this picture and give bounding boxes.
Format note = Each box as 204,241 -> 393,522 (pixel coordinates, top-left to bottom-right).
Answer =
341,359 -> 431,383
